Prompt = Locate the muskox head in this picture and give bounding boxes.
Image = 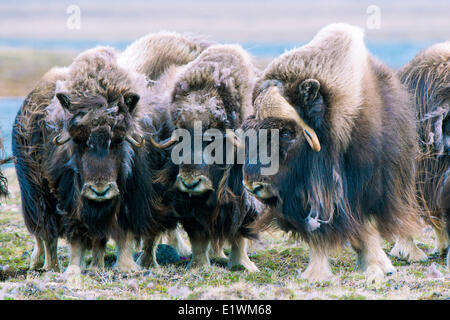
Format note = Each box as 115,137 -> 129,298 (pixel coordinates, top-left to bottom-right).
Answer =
53,91 -> 144,203
150,86 -> 241,199
242,79 -> 323,205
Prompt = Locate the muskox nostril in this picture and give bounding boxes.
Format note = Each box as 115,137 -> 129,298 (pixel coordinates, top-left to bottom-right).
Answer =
89,184 -> 111,197
181,178 -> 201,190
252,184 -> 264,194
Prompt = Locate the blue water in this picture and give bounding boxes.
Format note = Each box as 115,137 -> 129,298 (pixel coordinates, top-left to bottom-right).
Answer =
0,38 -> 433,68
0,40 -> 435,164
0,98 -> 20,167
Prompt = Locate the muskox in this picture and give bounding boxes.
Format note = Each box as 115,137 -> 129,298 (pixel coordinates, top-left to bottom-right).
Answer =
12,47 -> 153,276
117,32 -> 214,262
241,24 -> 422,280
398,41 -> 450,267
148,44 -> 261,271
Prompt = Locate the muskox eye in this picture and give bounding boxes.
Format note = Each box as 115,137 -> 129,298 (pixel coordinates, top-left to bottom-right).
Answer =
280,129 -> 292,140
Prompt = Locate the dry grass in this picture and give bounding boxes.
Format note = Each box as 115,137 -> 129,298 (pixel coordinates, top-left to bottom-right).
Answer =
0,48 -> 76,97
0,168 -> 448,300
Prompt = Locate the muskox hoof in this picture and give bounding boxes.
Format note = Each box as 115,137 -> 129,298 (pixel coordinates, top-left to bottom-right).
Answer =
30,252 -> 45,271
365,265 -> 385,286
186,257 -> 211,270
136,252 -> 159,269
390,240 -> 428,262
43,261 -> 60,272
228,258 -> 259,272
114,259 -> 141,273
300,266 -> 333,282
64,265 -> 83,290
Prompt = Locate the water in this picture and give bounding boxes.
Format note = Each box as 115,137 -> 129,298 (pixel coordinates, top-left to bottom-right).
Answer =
0,38 -> 433,68
0,98 -> 20,166
0,40 -> 435,164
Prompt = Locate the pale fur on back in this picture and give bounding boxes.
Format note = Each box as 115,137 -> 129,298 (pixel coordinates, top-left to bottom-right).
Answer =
118,31 -> 213,81
263,23 -> 369,149
171,44 -> 258,126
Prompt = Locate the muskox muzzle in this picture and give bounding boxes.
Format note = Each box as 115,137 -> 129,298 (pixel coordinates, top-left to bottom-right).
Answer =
81,182 -> 120,201
175,171 -> 213,196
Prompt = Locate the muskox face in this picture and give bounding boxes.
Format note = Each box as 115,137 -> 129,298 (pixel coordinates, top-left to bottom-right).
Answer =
150,89 -> 239,198
242,79 -> 324,205
54,91 -> 143,202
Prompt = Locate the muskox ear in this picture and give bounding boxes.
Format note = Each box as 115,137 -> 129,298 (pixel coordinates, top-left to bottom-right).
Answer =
123,92 -> 140,114
299,79 -> 324,118
56,93 -> 71,111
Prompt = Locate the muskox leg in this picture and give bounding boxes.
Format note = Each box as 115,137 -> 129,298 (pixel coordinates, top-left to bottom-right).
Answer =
300,245 -> 332,281
113,231 -> 140,272
137,233 -> 162,269
43,238 -> 59,271
432,225 -> 449,256
447,248 -> 449,270
186,232 -> 211,269
65,240 -> 86,289
390,236 -> 428,262
210,239 -> 227,259
352,222 -> 396,283
167,224 -> 192,257
30,235 -> 45,270
228,237 -> 259,272
90,238 -> 106,270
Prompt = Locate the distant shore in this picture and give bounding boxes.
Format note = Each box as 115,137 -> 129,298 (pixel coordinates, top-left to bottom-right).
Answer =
0,48 -> 76,97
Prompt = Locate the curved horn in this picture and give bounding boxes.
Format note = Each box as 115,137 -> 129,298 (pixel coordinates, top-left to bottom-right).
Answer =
125,134 -> 146,148
256,86 -> 321,152
53,133 -> 71,146
149,134 -> 177,149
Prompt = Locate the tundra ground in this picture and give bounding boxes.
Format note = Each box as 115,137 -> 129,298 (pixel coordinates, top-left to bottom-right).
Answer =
0,168 -> 448,300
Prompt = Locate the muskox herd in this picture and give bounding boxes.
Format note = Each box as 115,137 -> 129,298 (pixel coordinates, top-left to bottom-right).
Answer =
1,23 -> 448,282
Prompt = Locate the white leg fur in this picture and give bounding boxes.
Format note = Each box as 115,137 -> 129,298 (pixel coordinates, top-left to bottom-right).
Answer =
167,224 -> 192,257
433,226 -> 449,255
186,235 -> 211,269
210,239 -> 227,259
114,232 -> 140,272
43,238 -> 59,271
30,236 -> 44,270
65,240 -> 85,289
301,245 -> 332,281
228,237 -> 259,272
390,236 -> 428,262
355,223 -> 396,283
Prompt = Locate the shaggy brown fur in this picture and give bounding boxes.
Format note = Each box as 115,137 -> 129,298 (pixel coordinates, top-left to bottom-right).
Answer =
399,41 -> 450,260
242,23 -> 422,280
149,44 -> 261,271
117,32 -> 216,265
13,47 -> 152,273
